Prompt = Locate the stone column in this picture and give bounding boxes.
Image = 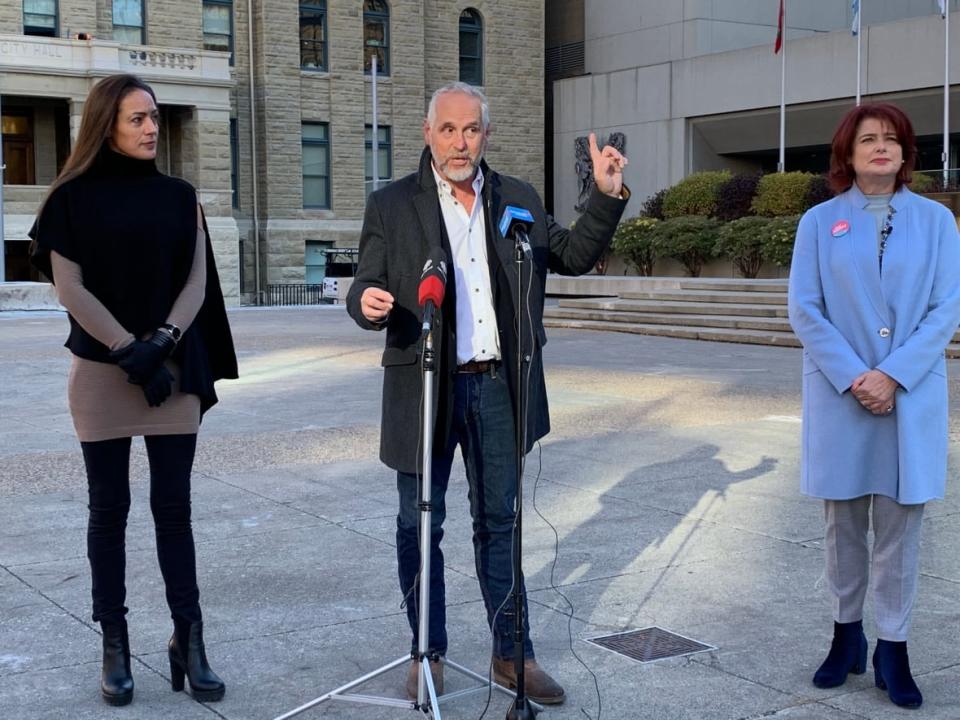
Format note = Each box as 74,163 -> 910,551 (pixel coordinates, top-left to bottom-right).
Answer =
68,99 -> 85,145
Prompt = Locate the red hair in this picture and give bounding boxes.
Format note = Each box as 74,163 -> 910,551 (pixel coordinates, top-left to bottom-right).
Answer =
828,103 -> 916,193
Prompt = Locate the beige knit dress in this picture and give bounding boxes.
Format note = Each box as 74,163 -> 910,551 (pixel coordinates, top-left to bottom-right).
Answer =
51,226 -> 207,442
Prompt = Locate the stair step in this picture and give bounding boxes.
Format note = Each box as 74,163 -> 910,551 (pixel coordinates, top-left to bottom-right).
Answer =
543,318 -> 802,348
619,289 -> 787,305
679,279 -> 789,293
558,298 -> 789,318
544,307 -> 792,332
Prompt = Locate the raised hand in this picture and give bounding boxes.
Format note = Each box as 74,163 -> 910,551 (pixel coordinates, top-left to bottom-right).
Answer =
589,132 -> 628,198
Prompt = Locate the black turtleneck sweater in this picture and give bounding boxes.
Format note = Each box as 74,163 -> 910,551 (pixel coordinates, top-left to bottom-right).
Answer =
30,147 -> 238,412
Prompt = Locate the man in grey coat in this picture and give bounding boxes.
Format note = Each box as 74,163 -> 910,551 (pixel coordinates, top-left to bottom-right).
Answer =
347,81 -> 628,704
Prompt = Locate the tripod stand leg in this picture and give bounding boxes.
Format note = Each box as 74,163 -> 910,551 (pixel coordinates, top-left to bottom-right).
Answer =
420,656 -> 442,718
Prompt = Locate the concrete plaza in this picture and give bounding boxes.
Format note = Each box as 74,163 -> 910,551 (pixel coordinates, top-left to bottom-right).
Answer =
1,305 -> 958,720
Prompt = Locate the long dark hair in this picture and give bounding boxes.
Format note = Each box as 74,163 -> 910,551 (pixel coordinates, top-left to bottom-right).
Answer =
36,74 -> 157,214
828,103 -> 916,193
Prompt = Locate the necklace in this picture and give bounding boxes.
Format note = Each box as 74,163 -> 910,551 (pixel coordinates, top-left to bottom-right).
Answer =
878,206 -> 895,275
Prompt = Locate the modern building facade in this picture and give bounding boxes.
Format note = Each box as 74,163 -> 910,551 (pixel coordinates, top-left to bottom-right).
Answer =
1,0 -> 545,302
551,0 -> 960,226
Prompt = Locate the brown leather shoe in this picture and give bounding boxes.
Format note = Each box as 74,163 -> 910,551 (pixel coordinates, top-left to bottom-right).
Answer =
405,657 -> 443,699
492,656 -> 565,705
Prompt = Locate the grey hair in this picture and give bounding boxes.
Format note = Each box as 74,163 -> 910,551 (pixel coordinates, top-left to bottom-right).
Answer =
426,82 -> 490,130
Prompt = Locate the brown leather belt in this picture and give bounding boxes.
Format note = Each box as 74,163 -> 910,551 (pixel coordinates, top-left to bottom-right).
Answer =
456,359 -> 499,374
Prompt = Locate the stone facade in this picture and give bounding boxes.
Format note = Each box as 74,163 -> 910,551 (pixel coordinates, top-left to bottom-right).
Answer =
2,1 -> 545,300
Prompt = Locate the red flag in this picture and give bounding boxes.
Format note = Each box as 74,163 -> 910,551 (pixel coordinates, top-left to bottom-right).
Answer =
774,0 -> 784,54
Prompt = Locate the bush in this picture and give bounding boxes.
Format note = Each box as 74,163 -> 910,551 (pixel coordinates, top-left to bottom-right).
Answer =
715,173 -> 762,222
611,217 -> 660,276
640,188 -> 667,220
662,171 -> 731,218
805,174 -> 834,210
714,216 -> 771,278
654,215 -> 720,277
909,172 -> 939,193
752,172 -> 815,217
760,214 -> 801,268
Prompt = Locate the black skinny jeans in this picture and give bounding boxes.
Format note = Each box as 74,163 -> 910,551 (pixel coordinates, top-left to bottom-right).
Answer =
81,434 -> 202,626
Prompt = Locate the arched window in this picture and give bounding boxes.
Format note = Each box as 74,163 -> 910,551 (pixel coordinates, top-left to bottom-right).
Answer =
363,0 -> 389,76
459,9 -> 483,86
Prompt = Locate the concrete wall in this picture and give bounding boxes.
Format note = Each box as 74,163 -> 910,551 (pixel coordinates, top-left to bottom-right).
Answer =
554,9 -> 960,226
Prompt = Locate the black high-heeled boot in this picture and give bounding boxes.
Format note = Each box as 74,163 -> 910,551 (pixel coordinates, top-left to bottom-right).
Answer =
168,620 -> 225,702
813,620 -> 868,688
100,621 -> 134,706
873,639 -> 922,708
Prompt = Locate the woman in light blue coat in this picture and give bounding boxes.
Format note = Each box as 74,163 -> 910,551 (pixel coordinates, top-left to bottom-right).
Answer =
788,103 -> 960,709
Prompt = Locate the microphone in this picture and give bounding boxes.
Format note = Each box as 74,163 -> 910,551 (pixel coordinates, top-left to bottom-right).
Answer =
418,248 -> 448,335
499,205 -> 534,258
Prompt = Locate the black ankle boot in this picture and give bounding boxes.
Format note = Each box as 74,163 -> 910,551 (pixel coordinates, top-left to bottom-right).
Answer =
168,620 -> 225,702
100,621 -> 134,706
873,639 -> 922,708
813,620 -> 868,688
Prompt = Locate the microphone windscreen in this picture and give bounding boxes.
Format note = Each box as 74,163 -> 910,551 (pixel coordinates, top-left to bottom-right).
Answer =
418,275 -> 445,308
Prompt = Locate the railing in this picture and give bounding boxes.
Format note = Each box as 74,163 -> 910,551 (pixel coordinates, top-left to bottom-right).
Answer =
265,284 -> 327,306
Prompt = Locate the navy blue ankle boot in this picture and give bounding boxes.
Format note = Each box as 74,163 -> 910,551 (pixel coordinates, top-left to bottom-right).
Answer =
873,639 -> 922,708
813,620 -> 868,688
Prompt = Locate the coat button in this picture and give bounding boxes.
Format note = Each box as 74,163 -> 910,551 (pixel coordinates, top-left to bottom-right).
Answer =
879,327 -> 891,338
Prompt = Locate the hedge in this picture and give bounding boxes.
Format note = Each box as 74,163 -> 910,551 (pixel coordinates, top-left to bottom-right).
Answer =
752,172 -> 816,217
654,215 -> 720,277
715,173 -> 762,222
662,171 -> 731,218
714,216 -> 771,278
760,214 -> 801,268
611,217 -> 660,276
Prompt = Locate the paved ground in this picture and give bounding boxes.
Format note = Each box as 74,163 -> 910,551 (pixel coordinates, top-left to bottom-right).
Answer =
1,305 -> 958,720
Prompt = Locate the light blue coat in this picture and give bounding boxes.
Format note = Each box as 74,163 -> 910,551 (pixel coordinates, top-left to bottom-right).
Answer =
788,185 -> 960,503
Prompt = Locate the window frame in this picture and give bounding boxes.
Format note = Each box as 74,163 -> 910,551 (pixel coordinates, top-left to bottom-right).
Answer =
459,9 -> 483,86
202,0 -> 234,62
112,0 -> 146,45
23,0 -> 58,37
363,0 -> 390,77
299,0 -> 328,72
302,122 -> 331,210
229,118 -> 240,210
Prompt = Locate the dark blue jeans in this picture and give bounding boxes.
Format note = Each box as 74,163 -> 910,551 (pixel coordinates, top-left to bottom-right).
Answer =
396,369 -> 534,660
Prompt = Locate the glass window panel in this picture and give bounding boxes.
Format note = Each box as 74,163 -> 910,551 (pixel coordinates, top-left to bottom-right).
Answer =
303,148 -> 328,176
204,33 -> 230,52
24,0 -> 56,14
2,116 -> 31,136
302,124 -> 328,141
113,0 -> 143,27
364,47 -> 386,73
364,21 -> 385,47
24,13 -> 57,29
460,31 -> 480,57
303,177 -> 328,207
203,5 -> 231,35
113,25 -> 144,44
460,58 -> 481,85
364,0 -> 386,11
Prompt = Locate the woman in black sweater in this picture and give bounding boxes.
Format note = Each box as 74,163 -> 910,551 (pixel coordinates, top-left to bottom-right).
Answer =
29,74 -> 237,707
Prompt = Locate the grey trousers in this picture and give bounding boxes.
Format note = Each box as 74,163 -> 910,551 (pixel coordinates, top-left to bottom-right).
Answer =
824,495 -> 925,641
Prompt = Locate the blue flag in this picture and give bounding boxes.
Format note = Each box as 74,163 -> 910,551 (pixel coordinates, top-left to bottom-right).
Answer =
851,0 -> 860,36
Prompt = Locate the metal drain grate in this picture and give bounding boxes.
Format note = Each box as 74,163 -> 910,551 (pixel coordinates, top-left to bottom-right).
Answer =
587,627 -> 715,663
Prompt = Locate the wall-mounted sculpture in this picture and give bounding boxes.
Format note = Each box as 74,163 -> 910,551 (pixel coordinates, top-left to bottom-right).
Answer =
574,131 -> 626,213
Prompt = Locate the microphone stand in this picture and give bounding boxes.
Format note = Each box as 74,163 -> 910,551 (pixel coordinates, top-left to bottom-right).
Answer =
507,229 -> 538,720
271,318 -> 523,720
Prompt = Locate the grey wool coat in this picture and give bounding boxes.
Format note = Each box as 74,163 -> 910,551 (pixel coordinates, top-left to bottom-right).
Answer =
788,184 -> 960,504
347,147 -> 628,474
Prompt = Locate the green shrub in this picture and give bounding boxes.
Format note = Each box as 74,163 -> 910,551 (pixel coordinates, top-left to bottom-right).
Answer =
752,172 -> 815,217
909,172 -> 939,193
760,214 -> 801,268
654,215 -> 720,277
714,216 -> 771,278
715,173 -> 761,221
611,217 -> 660,276
805,174 -> 834,210
662,171 -> 731,218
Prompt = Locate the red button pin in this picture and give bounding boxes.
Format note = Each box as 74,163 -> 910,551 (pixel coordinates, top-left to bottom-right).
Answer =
831,220 -> 850,237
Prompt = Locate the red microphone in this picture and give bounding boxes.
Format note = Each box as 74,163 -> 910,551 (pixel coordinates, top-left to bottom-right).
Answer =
418,249 -> 448,334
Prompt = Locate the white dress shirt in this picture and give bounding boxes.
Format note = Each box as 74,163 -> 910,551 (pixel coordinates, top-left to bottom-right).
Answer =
431,163 -> 501,364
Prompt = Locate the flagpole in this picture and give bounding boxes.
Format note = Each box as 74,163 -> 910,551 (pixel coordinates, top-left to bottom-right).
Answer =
944,3 -> 951,189
855,2 -> 862,106
779,0 -> 786,173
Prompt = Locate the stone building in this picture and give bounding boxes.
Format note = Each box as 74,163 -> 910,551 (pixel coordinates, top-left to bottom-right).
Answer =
0,0 -> 544,302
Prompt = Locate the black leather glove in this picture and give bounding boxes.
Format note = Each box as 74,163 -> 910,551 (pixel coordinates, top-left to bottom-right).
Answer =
109,329 -> 177,384
139,366 -> 175,407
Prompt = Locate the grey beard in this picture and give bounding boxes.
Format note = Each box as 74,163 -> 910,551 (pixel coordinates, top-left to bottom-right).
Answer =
442,159 -> 478,182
